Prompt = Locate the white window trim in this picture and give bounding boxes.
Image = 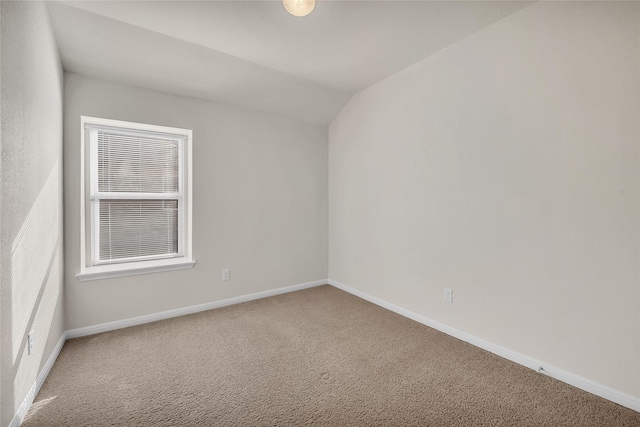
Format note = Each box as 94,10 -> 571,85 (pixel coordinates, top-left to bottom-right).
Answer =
77,116 -> 195,281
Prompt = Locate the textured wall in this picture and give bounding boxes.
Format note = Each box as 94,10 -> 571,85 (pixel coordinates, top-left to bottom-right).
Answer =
0,1 -> 65,425
329,2 -> 639,398
64,73 -> 328,330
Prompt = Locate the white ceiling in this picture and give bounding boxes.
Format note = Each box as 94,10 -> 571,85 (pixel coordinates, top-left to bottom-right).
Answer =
47,1 -> 533,125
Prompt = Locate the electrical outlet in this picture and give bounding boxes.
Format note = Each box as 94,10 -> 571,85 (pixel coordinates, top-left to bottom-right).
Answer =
27,331 -> 34,355
444,288 -> 453,303
222,269 -> 230,281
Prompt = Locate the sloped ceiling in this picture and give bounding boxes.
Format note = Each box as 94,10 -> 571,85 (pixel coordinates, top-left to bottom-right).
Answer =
47,1 -> 533,125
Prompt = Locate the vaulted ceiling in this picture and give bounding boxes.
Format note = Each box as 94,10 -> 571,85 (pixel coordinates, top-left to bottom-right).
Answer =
47,1 -> 533,125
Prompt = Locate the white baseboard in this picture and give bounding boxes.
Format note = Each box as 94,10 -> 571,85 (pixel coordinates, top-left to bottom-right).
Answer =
10,279 -> 328,426
328,279 -> 640,413
12,277 -> 638,426
66,279 -> 327,339
10,333 -> 67,427
9,382 -> 36,427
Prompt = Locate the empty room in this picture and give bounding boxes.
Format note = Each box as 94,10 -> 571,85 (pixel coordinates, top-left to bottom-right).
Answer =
1,0 -> 639,425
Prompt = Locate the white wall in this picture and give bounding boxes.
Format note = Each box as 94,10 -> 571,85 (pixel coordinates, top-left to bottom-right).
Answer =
64,73 -> 328,330
0,2 -> 65,425
329,1 -> 639,399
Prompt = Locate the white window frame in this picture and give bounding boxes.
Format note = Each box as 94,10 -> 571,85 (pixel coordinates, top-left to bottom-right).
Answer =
77,116 -> 195,281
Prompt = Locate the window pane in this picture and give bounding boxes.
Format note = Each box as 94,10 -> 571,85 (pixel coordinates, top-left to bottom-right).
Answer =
98,132 -> 180,193
99,199 -> 178,261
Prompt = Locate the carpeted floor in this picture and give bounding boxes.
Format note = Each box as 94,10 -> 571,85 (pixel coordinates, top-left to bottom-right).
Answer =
23,285 -> 640,426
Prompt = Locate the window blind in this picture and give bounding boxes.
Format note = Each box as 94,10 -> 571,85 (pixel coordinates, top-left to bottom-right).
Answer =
97,132 -> 179,193
92,127 -> 183,263
99,199 -> 178,261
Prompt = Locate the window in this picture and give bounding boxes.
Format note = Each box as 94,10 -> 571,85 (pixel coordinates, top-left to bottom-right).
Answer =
77,117 -> 194,281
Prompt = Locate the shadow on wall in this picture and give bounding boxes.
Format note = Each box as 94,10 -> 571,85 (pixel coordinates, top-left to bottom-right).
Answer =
3,161 -> 62,419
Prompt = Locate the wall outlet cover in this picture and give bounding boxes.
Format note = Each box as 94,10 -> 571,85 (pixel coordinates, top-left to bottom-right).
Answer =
444,288 -> 453,303
27,331 -> 34,355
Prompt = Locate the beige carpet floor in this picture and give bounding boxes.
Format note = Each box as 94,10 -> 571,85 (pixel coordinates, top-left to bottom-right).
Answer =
23,285 -> 640,426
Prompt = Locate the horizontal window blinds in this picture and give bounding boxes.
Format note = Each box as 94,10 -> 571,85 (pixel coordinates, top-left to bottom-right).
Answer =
99,200 -> 178,261
98,132 -> 179,193
91,126 -> 183,264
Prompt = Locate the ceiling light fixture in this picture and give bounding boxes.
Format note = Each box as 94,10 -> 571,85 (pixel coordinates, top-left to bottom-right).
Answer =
283,0 -> 315,17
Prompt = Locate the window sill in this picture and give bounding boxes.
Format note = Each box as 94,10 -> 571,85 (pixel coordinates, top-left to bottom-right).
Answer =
76,257 -> 196,281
